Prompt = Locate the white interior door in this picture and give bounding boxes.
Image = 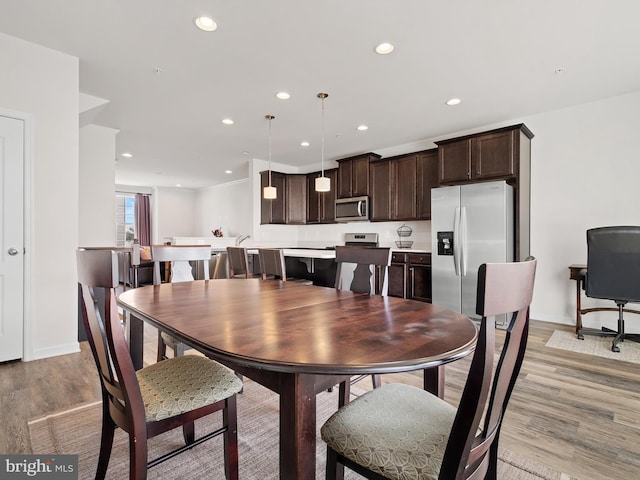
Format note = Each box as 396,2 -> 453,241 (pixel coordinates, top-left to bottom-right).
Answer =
0,115 -> 24,362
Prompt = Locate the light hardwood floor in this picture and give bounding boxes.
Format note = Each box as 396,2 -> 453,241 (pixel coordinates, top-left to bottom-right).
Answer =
1,319 -> 639,480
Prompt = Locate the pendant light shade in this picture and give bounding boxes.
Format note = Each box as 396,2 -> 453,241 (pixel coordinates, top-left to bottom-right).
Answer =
315,176 -> 330,192
263,185 -> 277,199
263,115 -> 277,199
315,92 -> 331,192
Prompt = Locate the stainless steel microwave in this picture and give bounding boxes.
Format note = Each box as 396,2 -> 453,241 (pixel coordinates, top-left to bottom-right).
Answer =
335,196 -> 369,222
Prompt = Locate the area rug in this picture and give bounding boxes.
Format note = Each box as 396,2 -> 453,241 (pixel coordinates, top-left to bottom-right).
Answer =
29,380 -> 572,480
545,329 -> 640,364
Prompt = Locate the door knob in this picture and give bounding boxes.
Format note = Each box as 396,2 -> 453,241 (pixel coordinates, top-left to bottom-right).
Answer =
8,248 -> 19,256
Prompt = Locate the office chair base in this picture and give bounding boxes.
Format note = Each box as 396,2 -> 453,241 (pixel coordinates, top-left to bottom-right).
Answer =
577,326 -> 617,341
578,327 -> 640,352
611,332 -> 640,353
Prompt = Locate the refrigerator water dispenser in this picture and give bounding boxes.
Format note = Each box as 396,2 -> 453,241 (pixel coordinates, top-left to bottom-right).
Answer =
437,231 -> 454,256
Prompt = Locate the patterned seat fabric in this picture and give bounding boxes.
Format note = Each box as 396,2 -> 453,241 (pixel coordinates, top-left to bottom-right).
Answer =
137,355 -> 243,422
321,383 -> 456,480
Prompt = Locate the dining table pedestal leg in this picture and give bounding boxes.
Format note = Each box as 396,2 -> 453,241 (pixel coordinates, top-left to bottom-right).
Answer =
424,365 -> 445,398
279,373 -> 318,479
126,313 -> 144,371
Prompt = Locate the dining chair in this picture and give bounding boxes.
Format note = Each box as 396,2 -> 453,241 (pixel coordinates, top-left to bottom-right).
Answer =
151,244 -> 212,361
334,246 -> 392,390
257,248 -> 313,284
334,245 -> 392,296
321,257 -> 537,480
227,246 -> 260,278
77,248 -> 242,480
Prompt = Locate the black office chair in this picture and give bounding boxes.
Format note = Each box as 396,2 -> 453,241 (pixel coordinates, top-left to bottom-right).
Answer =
578,226 -> 640,352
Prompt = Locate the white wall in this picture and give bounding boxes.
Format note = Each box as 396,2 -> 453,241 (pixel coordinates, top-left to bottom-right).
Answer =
196,179 -> 252,238
0,32 -> 79,359
153,187 -> 197,243
79,124 -> 118,246
523,91 -> 640,329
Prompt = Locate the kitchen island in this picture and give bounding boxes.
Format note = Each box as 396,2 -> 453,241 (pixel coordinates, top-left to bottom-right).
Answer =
247,248 -> 337,287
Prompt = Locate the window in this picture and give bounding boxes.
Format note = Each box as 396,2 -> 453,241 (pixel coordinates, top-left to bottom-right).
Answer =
115,194 -> 136,247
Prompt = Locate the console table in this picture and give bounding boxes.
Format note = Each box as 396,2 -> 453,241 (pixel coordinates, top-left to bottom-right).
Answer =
568,264 -> 640,334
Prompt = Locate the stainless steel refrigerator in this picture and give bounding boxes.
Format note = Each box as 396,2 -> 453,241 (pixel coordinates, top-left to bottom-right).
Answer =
431,180 -> 514,321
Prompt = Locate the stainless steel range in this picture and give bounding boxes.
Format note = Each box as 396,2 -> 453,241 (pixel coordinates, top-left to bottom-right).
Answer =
344,233 -> 379,247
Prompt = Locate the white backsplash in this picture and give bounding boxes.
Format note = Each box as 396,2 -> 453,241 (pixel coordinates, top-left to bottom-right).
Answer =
294,220 -> 431,251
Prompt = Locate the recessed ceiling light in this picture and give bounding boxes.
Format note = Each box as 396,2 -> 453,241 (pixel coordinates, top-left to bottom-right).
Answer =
222,118 -> 234,125
375,42 -> 395,55
446,98 -> 462,106
194,16 -> 217,32
225,170 -> 232,174
357,125 -> 369,131
176,184 -> 182,187
242,151 -> 250,155
276,92 -> 290,100
300,141 -> 310,147
121,152 -> 132,158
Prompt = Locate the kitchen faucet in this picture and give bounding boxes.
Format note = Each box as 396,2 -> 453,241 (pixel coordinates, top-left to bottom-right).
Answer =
236,234 -> 250,246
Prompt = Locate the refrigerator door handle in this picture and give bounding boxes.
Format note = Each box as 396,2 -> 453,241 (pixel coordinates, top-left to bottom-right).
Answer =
459,206 -> 467,276
453,207 -> 462,276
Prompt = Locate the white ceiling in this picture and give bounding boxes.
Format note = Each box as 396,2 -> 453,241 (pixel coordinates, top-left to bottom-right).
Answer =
1,0 -> 639,189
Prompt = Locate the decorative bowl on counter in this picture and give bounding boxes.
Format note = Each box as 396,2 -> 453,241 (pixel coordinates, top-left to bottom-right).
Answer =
395,240 -> 413,249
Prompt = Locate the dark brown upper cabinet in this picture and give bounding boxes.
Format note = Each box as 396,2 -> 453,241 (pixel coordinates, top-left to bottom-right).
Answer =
416,149 -> 439,220
392,154 -> 418,220
260,171 -> 286,224
285,174 -> 307,225
337,153 -> 380,198
369,160 -> 391,221
436,124 -> 533,184
370,149 -> 438,222
307,169 -> 337,224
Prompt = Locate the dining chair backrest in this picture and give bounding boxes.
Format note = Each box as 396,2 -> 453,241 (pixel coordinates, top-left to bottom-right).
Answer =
77,249 -> 142,433
334,246 -> 392,295
258,248 -> 287,280
442,257 -> 537,479
151,244 -> 211,284
227,246 -> 253,278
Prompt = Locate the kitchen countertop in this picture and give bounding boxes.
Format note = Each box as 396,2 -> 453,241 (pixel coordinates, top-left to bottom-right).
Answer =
245,247 -> 431,258
387,248 -> 431,254
246,248 -> 337,259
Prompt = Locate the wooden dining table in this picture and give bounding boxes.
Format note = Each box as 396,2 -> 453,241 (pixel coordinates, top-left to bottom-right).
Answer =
118,279 -> 477,480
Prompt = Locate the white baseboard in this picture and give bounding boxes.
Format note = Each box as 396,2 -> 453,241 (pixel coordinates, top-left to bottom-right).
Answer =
28,342 -> 81,361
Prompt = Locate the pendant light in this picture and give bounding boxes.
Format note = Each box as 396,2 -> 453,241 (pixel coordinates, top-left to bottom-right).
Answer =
315,92 -> 331,192
263,114 -> 277,199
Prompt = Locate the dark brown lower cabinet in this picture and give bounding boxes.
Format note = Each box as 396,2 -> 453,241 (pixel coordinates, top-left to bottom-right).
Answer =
408,253 -> 432,303
388,253 -> 407,298
388,252 -> 431,303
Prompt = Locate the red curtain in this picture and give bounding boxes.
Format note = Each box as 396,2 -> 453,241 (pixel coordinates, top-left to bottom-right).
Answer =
135,194 -> 151,246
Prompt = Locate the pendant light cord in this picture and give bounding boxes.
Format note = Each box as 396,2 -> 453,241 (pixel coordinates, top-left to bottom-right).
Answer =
266,114 -> 274,187
321,95 -> 325,176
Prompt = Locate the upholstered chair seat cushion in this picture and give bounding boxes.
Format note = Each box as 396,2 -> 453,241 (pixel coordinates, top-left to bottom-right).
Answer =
137,355 -> 243,422
321,383 -> 456,480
